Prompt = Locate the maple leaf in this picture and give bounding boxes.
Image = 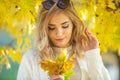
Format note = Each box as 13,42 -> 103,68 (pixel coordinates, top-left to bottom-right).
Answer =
40,49 -> 76,80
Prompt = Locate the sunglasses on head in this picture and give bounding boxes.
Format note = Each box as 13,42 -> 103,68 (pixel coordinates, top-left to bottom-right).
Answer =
42,0 -> 70,10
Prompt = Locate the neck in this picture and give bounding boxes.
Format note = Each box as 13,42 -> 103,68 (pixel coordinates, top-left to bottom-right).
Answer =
52,45 -> 73,56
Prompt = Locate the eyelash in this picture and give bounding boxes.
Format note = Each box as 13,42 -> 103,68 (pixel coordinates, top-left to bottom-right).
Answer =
48,27 -> 55,30
62,25 -> 69,28
48,25 -> 69,30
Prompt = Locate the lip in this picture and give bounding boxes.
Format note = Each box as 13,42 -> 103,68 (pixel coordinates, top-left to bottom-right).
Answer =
56,38 -> 64,42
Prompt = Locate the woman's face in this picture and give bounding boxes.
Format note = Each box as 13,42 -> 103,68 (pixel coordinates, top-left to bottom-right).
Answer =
48,13 -> 73,48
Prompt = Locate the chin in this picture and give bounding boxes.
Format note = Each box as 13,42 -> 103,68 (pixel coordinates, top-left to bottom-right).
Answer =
55,45 -> 64,48
56,44 -> 68,48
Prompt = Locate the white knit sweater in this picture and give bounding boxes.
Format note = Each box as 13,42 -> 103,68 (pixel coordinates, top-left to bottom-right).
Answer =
17,48 -> 111,80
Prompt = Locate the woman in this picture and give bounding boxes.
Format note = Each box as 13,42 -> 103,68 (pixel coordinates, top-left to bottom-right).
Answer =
17,0 -> 111,80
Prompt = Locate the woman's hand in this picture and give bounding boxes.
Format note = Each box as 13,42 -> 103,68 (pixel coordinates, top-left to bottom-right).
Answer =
50,75 -> 64,80
81,29 -> 99,51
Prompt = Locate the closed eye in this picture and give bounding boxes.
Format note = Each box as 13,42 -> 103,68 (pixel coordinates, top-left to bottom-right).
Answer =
48,27 -> 55,30
62,25 -> 69,29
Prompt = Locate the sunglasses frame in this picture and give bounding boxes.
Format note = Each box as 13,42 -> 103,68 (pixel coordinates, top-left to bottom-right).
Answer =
42,0 -> 69,10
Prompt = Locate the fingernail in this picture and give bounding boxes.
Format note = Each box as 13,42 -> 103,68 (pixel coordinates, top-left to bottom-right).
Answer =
86,29 -> 90,33
85,28 -> 87,32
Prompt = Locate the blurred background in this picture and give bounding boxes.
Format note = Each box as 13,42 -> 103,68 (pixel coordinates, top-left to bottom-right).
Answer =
0,0 -> 120,80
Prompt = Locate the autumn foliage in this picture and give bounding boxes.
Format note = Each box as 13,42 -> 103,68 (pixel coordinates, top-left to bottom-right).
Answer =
0,0 -> 120,70
40,49 -> 76,80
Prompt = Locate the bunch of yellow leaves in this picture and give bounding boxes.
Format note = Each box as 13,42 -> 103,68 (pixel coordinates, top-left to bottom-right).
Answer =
40,49 -> 76,80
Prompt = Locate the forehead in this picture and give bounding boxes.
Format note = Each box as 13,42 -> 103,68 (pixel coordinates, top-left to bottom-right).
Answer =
49,12 -> 70,24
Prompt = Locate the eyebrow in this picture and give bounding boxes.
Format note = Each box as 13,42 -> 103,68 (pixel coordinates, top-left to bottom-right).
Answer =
48,21 -> 69,26
61,21 -> 69,25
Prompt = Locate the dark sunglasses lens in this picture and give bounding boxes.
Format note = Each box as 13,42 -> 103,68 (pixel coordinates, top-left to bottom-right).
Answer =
57,0 -> 69,9
42,0 -> 55,10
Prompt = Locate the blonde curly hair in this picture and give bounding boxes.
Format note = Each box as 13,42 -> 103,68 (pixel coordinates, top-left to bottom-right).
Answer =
35,1 -> 85,59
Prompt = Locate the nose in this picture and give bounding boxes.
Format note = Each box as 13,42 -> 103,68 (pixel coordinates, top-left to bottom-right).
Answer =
56,28 -> 63,37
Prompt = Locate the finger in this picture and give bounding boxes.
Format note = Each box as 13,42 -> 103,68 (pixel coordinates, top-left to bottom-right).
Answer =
81,38 -> 88,50
85,29 -> 92,41
58,75 -> 64,80
50,75 -> 59,80
86,30 -> 99,46
50,75 -> 64,80
85,29 -> 96,41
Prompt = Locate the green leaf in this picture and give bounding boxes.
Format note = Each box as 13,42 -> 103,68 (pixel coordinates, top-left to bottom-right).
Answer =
62,70 -> 74,80
56,49 -> 68,62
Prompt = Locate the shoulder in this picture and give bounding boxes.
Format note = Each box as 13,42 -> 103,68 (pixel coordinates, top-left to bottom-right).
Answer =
18,48 -> 41,71
77,48 -> 101,67
17,49 -> 40,80
85,48 -> 100,58
21,48 -> 40,63
85,48 -> 100,55
23,48 -> 37,59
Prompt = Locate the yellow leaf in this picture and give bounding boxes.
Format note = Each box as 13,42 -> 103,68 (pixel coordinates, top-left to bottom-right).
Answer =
40,49 -> 76,76
8,47 -> 22,63
6,59 -> 11,69
56,49 -> 68,62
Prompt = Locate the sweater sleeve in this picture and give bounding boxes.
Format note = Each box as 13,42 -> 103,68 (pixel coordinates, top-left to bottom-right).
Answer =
85,48 -> 111,80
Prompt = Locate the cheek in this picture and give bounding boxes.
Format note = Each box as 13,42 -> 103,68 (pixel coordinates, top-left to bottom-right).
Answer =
48,31 -> 55,40
66,28 -> 73,37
